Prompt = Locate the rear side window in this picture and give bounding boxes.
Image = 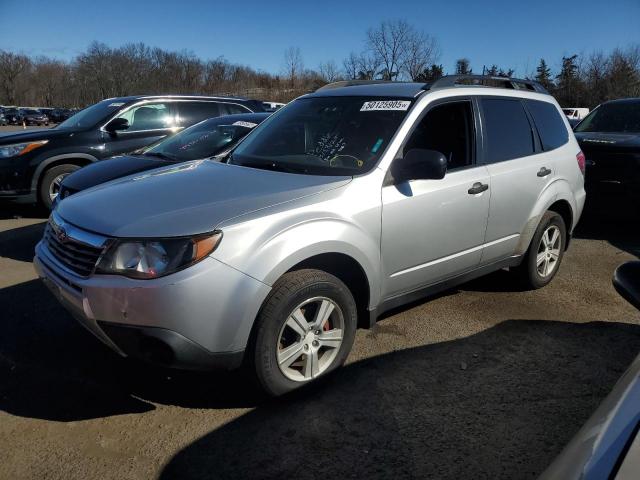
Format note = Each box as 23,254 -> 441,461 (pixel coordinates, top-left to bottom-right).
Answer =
481,98 -> 535,163
525,100 -> 568,151
219,103 -> 251,115
178,102 -> 221,126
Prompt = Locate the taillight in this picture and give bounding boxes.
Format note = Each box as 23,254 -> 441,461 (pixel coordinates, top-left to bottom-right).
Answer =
576,151 -> 586,176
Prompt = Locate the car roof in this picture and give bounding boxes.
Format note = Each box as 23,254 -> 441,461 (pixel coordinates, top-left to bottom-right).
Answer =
105,94 -> 257,104
601,97 -> 640,105
309,82 -> 426,99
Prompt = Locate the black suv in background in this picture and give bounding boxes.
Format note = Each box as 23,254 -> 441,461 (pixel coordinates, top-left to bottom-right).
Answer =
3,108 -> 24,125
0,95 -> 265,208
573,98 -> 640,204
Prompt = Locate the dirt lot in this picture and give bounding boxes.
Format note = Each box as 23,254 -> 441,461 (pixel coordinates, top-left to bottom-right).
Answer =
0,199 -> 639,480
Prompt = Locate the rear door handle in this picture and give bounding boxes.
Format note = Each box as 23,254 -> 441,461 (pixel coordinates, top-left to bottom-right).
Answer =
468,182 -> 489,195
537,167 -> 552,177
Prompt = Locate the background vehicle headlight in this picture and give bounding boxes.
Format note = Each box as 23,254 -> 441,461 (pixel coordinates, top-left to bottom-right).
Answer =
96,232 -> 222,279
0,140 -> 48,158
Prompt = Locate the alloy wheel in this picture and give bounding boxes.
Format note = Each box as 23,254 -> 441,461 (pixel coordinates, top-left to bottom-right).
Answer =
536,225 -> 562,278
276,296 -> 344,382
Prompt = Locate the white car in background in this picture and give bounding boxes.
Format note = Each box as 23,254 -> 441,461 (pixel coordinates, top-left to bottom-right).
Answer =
262,101 -> 286,112
562,108 -> 589,121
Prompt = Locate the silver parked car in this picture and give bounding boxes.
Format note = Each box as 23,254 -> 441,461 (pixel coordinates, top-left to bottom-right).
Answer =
35,76 -> 586,395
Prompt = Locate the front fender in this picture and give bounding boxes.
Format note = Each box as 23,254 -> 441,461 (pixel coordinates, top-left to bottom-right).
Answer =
213,215 -> 382,309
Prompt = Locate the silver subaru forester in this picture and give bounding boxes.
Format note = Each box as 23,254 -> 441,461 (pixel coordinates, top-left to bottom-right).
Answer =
35,76 -> 586,395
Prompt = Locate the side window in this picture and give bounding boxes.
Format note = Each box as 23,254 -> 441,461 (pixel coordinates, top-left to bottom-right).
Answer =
178,102 -> 221,126
481,98 -> 535,163
116,103 -> 175,132
219,103 -> 251,115
525,100 -> 569,151
403,101 -> 474,171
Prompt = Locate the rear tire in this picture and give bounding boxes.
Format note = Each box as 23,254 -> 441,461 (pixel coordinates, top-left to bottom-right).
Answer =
251,269 -> 357,396
513,211 -> 566,289
39,164 -> 80,210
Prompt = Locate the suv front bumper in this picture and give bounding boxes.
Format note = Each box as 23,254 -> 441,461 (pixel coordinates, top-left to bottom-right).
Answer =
34,241 -> 271,370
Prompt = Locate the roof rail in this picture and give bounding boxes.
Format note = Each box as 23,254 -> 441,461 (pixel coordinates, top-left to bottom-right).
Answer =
315,80 -> 396,91
427,75 -> 549,94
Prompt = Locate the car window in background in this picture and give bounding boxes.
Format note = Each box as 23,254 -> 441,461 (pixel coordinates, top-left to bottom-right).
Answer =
178,102 -> 221,126
116,102 -> 176,131
481,98 -> 535,163
574,102 -> 640,133
230,96 -> 410,175
57,100 -> 122,129
144,117 -> 257,161
525,100 -> 568,151
219,103 -> 251,115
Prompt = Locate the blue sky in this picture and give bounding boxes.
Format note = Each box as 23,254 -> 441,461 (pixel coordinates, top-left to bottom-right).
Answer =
1,0 -> 638,77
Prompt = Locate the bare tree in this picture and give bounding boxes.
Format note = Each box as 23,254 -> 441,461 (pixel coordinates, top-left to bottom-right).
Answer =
342,52 -> 360,80
0,51 -> 31,104
283,46 -> 304,89
402,32 -> 441,81
319,60 -> 340,83
366,19 -> 413,80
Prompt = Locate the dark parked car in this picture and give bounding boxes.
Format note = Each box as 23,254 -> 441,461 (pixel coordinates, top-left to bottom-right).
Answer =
0,94 -> 265,208
56,112 -> 269,204
50,108 -> 73,123
573,98 -> 640,203
21,109 -> 49,126
2,108 -> 24,125
540,261 -> 640,480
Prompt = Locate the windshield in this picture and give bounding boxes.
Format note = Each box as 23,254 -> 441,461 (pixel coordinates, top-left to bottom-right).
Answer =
229,96 -> 411,175
56,100 -> 125,129
575,102 -> 640,133
144,117 -> 259,161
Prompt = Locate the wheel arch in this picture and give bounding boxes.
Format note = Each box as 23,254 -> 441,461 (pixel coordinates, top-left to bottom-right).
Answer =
30,153 -> 98,192
285,252 -> 372,329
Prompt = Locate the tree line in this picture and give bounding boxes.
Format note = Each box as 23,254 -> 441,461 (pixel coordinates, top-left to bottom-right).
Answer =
0,19 -> 638,109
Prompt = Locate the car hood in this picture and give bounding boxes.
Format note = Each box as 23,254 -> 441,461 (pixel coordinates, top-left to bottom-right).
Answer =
575,132 -> 640,148
57,160 -> 351,237
0,128 -> 72,145
63,155 -> 175,191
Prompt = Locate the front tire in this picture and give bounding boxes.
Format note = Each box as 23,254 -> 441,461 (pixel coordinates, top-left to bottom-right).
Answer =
514,211 -> 567,289
39,164 -> 80,209
251,269 -> 357,396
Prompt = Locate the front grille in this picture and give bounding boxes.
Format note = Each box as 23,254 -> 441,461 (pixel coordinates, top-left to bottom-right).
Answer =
43,223 -> 104,277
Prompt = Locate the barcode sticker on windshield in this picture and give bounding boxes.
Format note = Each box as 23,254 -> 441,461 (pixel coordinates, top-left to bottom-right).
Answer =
108,102 -> 125,107
360,100 -> 410,111
232,121 -> 258,128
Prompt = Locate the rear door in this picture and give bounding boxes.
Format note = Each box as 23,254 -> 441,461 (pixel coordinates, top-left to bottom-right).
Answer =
177,101 -> 221,127
103,101 -> 179,157
478,97 -> 556,263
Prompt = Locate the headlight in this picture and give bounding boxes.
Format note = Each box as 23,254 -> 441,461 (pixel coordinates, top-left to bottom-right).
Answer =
0,140 -> 48,158
96,232 -> 222,279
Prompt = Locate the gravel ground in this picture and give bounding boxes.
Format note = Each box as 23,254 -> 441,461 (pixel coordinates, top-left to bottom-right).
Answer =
0,199 -> 639,480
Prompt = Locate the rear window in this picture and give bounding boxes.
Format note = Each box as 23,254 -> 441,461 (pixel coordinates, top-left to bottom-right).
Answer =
525,100 -> 568,151
481,98 -> 535,163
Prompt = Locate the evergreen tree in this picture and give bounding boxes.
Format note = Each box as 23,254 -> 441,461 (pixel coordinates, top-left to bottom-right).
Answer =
455,58 -> 472,75
535,58 -> 553,89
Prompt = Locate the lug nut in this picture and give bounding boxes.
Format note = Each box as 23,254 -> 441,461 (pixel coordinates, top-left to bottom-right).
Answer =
304,344 -> 309,351
312,340 -> 319,347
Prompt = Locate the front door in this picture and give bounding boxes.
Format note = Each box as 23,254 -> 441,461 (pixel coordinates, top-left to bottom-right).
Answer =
381,99 -> 490,299
103,101 -> 179,157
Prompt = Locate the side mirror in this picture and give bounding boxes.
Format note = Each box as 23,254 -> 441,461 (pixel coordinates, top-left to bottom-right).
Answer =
613,261 -> 640,311
392,149 -> 447,183
105,117 -> 129,133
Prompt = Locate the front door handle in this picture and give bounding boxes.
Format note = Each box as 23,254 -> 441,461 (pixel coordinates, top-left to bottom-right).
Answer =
537,167 -> 552,177
468,182 -> 489,195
